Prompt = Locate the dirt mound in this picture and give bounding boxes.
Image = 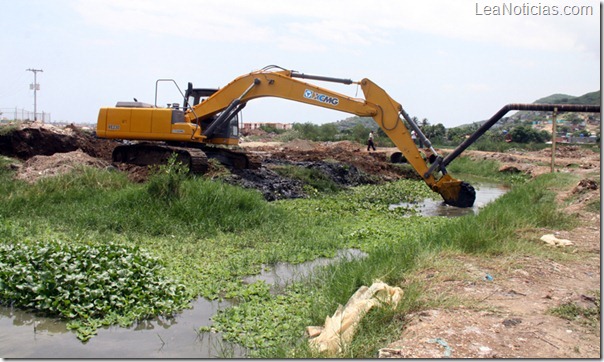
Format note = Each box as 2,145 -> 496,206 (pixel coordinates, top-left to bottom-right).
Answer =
282,139 -> 317,151
538,145 -> 596,159
251,141 -> 416,182
16,150 -> 110,183
0,122 -> 117,161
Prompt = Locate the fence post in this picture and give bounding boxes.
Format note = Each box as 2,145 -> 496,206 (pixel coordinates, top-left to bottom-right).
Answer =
551,107 -> 557,173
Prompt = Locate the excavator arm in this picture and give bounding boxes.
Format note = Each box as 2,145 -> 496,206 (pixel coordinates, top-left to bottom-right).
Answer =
186,67 -> 476,207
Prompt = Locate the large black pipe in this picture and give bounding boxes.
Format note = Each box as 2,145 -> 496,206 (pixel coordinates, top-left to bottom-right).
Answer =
442,103 -> 601,167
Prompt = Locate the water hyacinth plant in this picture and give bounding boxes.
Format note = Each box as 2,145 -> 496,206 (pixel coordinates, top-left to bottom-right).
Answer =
0,240 -> 190,341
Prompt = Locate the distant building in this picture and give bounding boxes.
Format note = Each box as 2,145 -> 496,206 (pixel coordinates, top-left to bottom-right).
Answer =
242,122 -> 292,132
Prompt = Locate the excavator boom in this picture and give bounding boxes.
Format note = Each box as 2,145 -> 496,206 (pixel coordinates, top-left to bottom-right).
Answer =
185,67 -> 475,207
97,66 -> 477,207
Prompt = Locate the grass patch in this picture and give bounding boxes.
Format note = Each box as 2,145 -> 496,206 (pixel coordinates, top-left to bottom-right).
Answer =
549,290 -> 600,333
446,156 -> 529,186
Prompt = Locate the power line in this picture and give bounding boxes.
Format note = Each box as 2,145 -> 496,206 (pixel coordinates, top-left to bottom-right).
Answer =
26,68 -> 43,122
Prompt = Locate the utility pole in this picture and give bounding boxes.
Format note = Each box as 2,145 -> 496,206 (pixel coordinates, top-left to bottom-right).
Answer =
26,68 -> 43,122
551,107 -> 557,173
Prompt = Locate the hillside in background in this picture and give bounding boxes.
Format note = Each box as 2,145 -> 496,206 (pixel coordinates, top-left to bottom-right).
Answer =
334,91 -> 600,132
504,90 -> 601,126
452,90 -> 601,130
332,116 -> 378,132
534,90 -> 600,105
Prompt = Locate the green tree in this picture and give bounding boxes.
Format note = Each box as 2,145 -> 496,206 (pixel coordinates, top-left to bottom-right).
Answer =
293,122 -> 320,140
420,118 -> 429,129
424,123 -> 446,144
318,123 -> 338,141
509,125 -> 550,143
350,123 -> 371,143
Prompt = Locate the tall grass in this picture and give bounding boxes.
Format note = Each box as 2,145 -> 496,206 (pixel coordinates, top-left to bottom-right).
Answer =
0,167 -> 281,238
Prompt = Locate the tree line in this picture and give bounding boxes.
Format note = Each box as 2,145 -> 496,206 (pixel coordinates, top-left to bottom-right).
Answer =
257,114 -> 598,148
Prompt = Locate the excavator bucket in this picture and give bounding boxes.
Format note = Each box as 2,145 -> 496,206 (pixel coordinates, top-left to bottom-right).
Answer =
433,174 -> 476,208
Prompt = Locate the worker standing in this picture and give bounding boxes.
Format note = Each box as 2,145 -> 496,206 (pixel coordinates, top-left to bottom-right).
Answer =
367,131 -> 376,151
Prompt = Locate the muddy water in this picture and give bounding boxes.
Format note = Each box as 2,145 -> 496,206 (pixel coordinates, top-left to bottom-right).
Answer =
0,184 -> 506,358
244,249 -> 368,292
390,182 -> 509,217
0,298 -> 243,358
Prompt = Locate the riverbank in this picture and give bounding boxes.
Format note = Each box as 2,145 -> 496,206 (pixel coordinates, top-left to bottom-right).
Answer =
380,172 -> 600,358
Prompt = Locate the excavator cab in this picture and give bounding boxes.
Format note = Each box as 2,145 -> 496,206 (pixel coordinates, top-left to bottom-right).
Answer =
183,82 -> 240,145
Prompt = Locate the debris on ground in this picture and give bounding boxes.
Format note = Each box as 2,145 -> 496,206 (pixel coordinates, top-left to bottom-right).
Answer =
0,123 -> 600,358
572,179 -> 598,194
307,280 -> 404,356
540,234 -> 574,247
0,124 -> 416,199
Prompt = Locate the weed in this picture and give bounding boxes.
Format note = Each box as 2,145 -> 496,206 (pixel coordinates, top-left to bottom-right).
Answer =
0,151 -> 584,356
549,290 -> 600,333
146,153 -> 189,202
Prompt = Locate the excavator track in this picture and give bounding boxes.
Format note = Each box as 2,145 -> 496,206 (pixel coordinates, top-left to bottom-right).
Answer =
112,142 -> 208,174
111,141 -> 259,174
197,145 -> 261,170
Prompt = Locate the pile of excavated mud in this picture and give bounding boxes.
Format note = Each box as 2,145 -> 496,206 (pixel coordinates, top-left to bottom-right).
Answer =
0,121 -> 117,161
229,167 -> 307,201
249,140 -> 419,182
15,150 -> 111,183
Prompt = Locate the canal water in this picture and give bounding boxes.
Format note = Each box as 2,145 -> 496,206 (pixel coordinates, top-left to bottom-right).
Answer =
0,183 -> 507,358
391,181 -> 509,217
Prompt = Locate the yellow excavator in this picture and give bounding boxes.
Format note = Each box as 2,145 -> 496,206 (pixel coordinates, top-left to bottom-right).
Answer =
96,65 -> 476,207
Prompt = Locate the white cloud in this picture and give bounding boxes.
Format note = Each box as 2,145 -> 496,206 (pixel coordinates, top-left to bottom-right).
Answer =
72,0 -> 599,56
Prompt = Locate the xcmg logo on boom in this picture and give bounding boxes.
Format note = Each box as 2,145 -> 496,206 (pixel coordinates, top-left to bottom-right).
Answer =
303,89 -> 339,106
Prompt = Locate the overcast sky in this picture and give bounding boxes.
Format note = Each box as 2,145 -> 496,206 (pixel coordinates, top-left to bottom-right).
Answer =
1,0 -> 600,127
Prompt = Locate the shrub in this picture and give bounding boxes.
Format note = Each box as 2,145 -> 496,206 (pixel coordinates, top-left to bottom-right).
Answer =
146,153 -> 189,202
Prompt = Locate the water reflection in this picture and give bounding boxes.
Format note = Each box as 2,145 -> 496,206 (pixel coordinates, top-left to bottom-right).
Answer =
0,298 -> 243,358
244,248 -> 368,292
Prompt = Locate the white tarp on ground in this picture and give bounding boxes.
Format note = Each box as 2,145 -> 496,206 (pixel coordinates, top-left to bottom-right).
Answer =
307,280 -> 404,356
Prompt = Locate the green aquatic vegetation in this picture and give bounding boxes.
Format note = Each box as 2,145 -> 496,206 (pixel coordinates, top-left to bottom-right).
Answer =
204,283 -> 314,356
0,239 -> 190,341
0,164 -> 473,349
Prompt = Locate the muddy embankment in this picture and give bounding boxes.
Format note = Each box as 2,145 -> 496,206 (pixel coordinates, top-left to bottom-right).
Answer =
0,123 -> 417,199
